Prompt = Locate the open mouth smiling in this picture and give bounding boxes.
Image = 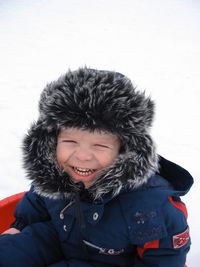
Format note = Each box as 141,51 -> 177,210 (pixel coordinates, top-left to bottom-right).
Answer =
71,166 -> 97,176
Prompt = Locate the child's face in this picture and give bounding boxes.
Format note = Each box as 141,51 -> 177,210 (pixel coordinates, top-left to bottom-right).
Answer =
56,128 -> 121,188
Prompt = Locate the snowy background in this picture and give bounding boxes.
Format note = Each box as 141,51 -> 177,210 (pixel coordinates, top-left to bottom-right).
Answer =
0,0 -> 199,265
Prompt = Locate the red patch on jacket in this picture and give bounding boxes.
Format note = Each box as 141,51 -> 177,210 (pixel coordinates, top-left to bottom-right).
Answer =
173,227 -> 190,249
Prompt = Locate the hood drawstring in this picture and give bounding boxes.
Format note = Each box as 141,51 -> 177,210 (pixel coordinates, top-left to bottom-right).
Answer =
60,200 -> 75,220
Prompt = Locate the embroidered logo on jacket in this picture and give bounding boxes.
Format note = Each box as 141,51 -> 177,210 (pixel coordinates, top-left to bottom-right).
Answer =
173,227 -> 190,249
83,240 -> 124,255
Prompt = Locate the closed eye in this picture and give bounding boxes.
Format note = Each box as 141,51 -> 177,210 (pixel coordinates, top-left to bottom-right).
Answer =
61,140 -> 77,144
94,144 -> 110,149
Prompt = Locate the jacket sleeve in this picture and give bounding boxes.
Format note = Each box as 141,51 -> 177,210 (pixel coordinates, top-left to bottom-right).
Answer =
0,221 -> 64,267
133,196 -> 190,267
0,222 -> 117,267
11,186 -> 50,230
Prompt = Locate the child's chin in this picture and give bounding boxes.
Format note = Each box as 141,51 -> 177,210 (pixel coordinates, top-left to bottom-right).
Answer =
69,170 -> 97,187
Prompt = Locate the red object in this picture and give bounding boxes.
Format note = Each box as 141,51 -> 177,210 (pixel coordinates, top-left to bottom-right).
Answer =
0,192 -> 25,234
173,227 -> 190,249
137,239 -> 160,258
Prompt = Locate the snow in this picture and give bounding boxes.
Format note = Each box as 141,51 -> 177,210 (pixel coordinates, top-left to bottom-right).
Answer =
0,0 -> 199,265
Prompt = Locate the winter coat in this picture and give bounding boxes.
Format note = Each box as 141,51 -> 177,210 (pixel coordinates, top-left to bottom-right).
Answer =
0,69 -> 194,266
0,157 -> 193,267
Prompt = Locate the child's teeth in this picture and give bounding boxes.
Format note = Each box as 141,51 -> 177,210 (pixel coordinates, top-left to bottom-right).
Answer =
73,167 -> 95,176
77,167 -> 89,171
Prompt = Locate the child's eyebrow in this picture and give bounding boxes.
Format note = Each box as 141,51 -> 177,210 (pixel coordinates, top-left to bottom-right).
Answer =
58,132 -> 74,138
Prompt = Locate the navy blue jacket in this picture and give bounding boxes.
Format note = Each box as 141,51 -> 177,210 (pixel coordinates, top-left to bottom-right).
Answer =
0,157 -> 193,267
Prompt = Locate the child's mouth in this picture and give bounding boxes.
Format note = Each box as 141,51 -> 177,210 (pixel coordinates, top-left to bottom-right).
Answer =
72,166 -> 96,176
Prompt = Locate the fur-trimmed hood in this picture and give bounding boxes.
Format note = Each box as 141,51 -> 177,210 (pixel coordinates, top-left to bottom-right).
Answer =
23,68 -> 158,200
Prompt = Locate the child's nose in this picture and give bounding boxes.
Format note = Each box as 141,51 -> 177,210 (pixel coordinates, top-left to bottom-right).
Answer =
75,147 -> 93,161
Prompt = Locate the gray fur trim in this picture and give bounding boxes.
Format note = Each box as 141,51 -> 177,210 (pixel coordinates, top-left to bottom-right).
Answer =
23,67 -> 158,200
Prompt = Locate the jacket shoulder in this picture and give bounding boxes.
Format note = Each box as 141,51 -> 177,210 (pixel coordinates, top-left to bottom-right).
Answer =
118,180 -> 187,245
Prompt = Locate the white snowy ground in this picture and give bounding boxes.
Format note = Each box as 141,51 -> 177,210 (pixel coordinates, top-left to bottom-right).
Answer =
0,0 -> 199,265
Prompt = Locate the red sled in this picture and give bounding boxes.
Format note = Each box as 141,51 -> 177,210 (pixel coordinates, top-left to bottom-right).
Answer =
0,192 -> 25,234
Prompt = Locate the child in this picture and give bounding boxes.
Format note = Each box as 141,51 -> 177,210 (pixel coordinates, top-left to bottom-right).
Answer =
0,68 -> 193,267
